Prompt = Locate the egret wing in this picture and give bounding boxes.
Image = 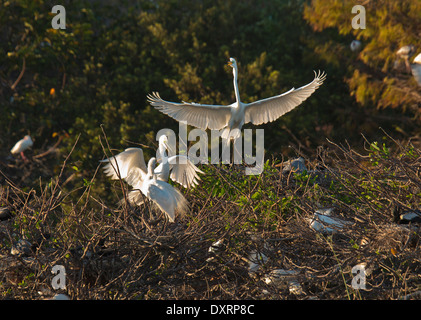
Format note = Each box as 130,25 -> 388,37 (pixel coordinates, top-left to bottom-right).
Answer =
244,71 -> 326,125
147,92 -> 231,130
125,167 -> 147,189
100,147 -> 147,180
168,155 -> 204,188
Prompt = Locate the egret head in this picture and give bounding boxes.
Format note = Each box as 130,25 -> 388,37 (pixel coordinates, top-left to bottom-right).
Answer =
158,134 -> 175,158
159,134 -> 172,151
159,135 -> 168,146
228,57 -> 237,69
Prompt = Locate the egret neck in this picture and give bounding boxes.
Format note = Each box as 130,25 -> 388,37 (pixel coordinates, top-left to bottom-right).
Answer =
232,63 -> 241,105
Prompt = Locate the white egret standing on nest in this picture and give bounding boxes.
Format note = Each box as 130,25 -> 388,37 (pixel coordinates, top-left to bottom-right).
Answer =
10,135 -> 33,161
133,157 -> 188,222
148,58 -> 326,141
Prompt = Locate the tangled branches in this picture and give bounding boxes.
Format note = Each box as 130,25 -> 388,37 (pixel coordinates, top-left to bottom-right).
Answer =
0,134 -> 420,299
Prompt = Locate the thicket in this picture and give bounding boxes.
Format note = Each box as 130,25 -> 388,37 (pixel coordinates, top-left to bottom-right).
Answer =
0,0 -> 420,300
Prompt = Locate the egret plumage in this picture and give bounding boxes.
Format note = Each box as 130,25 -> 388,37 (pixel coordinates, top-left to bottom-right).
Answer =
148,58 -> 326,141
154,135 -> 204,188
101,137 -> 201,220
101,136 -> 203,190
135,157 -> 188,222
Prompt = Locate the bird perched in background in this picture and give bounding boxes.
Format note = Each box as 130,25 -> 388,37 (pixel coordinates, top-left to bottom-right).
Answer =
411,53 -> 421,86
148,57 -> 326,143
10,135 -> 33,161
395,45 -> 416,73
393,206 -> 421,224
350,40 -> 362,52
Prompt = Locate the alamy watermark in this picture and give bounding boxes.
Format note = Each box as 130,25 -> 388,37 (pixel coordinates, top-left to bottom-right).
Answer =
51,264 -> 66,290
352,5 -> 366,30
51,5 -> 66,30
155,121 -> 264,175
351,264 -> 366,290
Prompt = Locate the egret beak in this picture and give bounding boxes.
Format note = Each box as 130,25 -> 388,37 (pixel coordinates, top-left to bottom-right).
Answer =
228,61 -> 233,67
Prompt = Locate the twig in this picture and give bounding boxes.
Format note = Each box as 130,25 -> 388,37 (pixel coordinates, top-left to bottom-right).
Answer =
10,58 -> 26,90
33,135 -> 64,159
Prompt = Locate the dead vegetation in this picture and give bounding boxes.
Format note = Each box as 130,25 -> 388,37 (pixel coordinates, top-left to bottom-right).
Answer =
0,135 -> 420,300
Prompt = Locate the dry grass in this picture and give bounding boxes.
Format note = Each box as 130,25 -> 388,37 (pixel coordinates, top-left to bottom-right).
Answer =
0,135 -> 420,300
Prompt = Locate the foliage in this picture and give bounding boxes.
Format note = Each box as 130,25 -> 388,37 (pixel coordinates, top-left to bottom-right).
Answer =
0,1 -> 334,165
1,136 -> 421,299
1,0 -> 421,300
2,0 -> 419,185
304,0 -> 421,116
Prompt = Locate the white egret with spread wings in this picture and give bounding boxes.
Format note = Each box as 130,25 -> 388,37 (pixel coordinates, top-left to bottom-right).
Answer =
148,58 -> 326,140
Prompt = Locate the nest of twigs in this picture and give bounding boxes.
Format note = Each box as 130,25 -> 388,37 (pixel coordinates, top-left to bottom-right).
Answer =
0,136 -> 420,300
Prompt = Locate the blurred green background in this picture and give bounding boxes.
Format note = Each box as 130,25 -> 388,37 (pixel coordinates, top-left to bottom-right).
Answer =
1,0 -> 420,190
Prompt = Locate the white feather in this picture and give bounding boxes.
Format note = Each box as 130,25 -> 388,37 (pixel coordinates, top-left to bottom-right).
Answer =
10,135 -> 33,154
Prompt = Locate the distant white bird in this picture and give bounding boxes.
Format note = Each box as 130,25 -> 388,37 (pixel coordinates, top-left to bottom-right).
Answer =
148,58 -> 326,141
10,135 -> 33,161
135,157 -> 188,222
350,40 -> 362,52
396,45 -> 416,73
411,53 -> 421,86
399,210 -> 421,224
101,136 -> 203,191
309,208 -> 352,234
397,45 -> 416,59
281,157 -> 307,173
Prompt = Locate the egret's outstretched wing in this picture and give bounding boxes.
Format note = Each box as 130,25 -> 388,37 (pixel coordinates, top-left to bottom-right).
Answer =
147,92 -> 231,130
168,155 -> 204,188
100,148 -> 147,180
244,71 -> 326,125
124,167 -> 147,189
